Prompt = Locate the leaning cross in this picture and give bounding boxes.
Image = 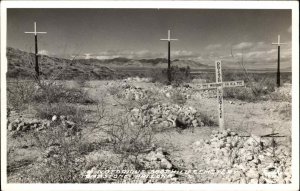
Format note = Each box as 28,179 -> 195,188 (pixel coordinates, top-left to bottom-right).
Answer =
194,61 -> 244,130
272,35 -> 287,87
24,22 -> 47,78
160,30 -> 178,84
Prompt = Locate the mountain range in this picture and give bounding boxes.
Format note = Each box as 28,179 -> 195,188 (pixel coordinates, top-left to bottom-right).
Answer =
6,47 -> 212,79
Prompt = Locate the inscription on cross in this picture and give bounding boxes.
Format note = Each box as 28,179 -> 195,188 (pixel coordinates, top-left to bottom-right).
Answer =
194,61 -> 244,130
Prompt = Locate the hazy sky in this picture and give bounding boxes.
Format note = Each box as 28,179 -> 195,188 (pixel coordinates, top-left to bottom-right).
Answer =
7,9 -> 292,69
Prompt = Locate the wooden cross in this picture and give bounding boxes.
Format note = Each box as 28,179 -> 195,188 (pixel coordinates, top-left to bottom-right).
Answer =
272,35 -> 286,87
193,61 -> 244,130
24,22 -> 47,78
160,30 -> 178,84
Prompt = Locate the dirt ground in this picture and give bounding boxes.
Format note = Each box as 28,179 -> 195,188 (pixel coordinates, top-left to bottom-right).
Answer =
6,79 -> 292,183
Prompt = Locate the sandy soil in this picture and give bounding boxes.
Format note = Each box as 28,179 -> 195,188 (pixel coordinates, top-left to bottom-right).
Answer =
6,80 -> 292,183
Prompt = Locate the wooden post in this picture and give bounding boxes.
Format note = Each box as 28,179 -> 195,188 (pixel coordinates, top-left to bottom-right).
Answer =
160,30 -> 178,84
168,40 -> 171,82
277,45 -> 280,87
272,35 -> 286,87
25,22 -> 47,79
35,34 -> 39,77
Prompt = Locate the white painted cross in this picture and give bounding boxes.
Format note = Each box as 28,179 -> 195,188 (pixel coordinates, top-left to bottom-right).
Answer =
272,35 -> 287,87
24,22 -> 47,77
194,61 -> 244,130
24,22 -> 47,36
160,30 -> 178,42
160,30 -> 178,83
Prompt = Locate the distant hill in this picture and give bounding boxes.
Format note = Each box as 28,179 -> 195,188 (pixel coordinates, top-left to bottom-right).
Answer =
74,56 -> 210,68
6,47 -> 211,80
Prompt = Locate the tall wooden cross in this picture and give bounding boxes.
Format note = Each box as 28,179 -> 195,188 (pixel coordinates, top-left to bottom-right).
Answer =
160,30 -> 178,84
192,61 -> 244,130
24,22 -> 47,78
272,35 -> 286,87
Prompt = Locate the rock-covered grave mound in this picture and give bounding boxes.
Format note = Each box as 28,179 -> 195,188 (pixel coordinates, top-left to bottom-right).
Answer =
191,129 -> 292,184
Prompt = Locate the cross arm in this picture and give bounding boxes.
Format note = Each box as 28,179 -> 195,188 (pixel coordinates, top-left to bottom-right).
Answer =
272,43 -> 287,45
160,39 -> 178,41
24,32 -> 47,34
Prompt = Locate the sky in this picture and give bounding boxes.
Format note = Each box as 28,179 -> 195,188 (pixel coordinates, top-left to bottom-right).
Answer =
7,9 -> 292,69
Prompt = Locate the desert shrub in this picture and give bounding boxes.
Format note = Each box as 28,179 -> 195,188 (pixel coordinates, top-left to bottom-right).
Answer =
221,71 -> 292,102
33,81 -> 96,104
147,68 -> 168,84
7,80 -> 37,111
148,66 -> 191,85
268,88 -> 292,102
223,87 -> 257,102
95,99 -> 155,157
34,103 -> 84,124
7,158 -> 33,176
199,112 -> 217,126
169,66 -> 192,85
21,128 -> 87,183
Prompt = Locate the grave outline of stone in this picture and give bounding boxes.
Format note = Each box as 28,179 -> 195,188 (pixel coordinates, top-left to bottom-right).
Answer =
193,60 -> 245,130
160,29 -> 178,84
24,21 -> 47,79
272,34 -> 287,87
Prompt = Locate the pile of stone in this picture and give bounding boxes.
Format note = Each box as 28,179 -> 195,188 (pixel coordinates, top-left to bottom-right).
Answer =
122,77 -> 152,83
157,85 -> 192,100
130,102 -> 207,130
120,85 -> 149,101
155,84 -> 217,100
192,129 -> 292,184
192,89 -> 218,99
7,118 -> 50,132
137,147 -> 173,170
7,115 -> 79,137
82,147 -> 177,183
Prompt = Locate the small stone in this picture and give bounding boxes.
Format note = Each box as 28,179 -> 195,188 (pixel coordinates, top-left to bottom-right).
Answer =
8,122 -> 16,131
246,169 -> 260,179
263,165 -> 278,179
237,164 -> 247,172
249,178 -> 259,184
160,158 -> 172,169
230,131 -> 237,136
194,141 -> 202,147
52,115 -> 58,121
16,125 -> 23,131
22,125 -> 30,131
60,115 -> 67,120
240,177 -> 247,183
246,154 -> 254,161
225,141 -> 231,146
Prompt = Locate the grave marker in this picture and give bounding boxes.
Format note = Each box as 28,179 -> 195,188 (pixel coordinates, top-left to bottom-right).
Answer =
160,30 -> 178,84
25,22 -> 47,79
194,61 -> 245,130
272,35 -> 287,87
